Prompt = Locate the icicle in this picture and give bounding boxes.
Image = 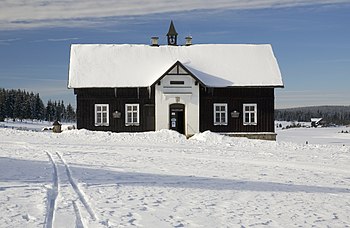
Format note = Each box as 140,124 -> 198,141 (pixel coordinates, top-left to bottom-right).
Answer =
148,86 -> 151,99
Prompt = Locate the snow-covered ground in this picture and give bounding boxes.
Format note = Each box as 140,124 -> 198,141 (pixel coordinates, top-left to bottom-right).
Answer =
0,119 -> 52,131
0,119 -> 75,132
276,121 -> 350,146
0,121 -> 350,227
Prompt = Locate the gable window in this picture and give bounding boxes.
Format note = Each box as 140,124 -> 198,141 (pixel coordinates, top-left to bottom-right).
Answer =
170,81 -> 185,85
95,104 -> 109,126
213,103 -> 228,125
125,104 -> 139,126
243,104 -> 257,125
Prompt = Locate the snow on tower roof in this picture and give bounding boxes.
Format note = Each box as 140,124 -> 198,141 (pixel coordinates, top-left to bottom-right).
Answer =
68,44 -> 284,88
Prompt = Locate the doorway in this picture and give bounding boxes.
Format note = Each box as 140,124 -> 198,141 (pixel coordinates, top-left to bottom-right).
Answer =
169,104 -> 185,134
143,104 -> 155,131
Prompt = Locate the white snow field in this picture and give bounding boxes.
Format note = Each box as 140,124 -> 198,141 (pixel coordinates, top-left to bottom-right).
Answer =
277,125 -> 350,146
0,125 -> 350,227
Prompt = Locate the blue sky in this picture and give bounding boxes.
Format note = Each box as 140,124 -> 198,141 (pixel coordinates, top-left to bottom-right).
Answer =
0,0 -> 349,109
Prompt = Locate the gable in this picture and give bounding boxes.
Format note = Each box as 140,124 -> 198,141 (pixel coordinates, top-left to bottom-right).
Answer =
168,63 -> 188,75
153,61 -> 204,87
68,44 -> 284,88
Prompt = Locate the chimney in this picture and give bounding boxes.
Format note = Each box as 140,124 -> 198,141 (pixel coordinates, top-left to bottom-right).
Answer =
185,36 -> 192,46
151,37 -> 159,46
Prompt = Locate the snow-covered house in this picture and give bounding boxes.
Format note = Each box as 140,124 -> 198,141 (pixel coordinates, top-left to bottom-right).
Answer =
68,22 -> 284,140
311,118 -> 323,127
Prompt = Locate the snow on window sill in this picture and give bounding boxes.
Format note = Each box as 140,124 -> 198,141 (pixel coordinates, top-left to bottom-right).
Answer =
214,123 -> 228,126
95,123 -> 109,127
125,123 -> 140,127
243,123 -> 257,126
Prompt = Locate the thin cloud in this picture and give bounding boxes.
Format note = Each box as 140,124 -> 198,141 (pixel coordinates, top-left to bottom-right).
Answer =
32,37 -> 80,42
0,0 -> 349,30
47,37 -> 80,42
0,38 -> 21,45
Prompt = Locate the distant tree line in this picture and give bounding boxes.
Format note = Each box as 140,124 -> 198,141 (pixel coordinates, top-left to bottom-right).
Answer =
0,88 -> 76,122
275,106 -> 350,126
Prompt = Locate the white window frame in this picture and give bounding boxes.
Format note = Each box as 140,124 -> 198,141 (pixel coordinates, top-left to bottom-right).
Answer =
213,103 -> 228,125
95,104 -> 109,126
243,104 -> 257,125
125,104 -> 140,126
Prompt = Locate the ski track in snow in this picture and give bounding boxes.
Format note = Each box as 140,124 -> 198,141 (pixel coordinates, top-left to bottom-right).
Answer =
44,151 -> 100,227
45,152 -> 59,228
72,200 -> 85,228
55,151 -> 98,222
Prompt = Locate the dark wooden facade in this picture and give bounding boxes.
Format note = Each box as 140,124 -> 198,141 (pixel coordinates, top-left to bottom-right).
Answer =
75,86 -> 275,134
75,87 -> 155,132
199,87 -> 275,133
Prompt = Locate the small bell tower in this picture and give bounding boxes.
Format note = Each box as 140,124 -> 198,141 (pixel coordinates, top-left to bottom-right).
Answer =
167,20 -> 178,46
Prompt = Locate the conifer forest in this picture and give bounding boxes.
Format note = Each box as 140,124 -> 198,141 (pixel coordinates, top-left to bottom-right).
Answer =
0,88 -> 76,122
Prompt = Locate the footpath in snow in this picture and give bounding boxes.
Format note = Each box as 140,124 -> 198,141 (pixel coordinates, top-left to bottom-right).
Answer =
0,126 -> 349,227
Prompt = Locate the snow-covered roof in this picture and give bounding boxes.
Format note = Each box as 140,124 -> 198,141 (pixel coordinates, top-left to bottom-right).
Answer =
68,44 -> 283,88
311,118 -> 323,123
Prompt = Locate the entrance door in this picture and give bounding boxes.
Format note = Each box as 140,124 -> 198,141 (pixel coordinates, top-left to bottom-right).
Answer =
169,104 -> 185,134
144,104 -> 155,131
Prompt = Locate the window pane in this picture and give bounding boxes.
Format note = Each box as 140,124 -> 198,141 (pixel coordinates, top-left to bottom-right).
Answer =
215,106 -> 220,111
97,106 -> 101,111
215,113 -> 220,123
127,106 -> 132,111
221,113 -> 225,122
133,106 -> 137,111
133,116 -> 137,123
102,106 -> 107,111
221,106 -> 225,111
251,114 -> 255,123
245,113 -> 250,123
97,114 -> 101,123
127,113 -> 132,123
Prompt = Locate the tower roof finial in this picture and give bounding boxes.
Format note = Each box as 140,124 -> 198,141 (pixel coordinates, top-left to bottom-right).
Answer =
167,20 -> 178,36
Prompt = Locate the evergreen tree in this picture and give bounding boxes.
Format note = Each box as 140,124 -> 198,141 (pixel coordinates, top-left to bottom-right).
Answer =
46,100 -> 54,121
5,90 -> 15,119
66,103 -> 76,122
0,89 -> 5,121
35,94 -> 45,120
13,89 -> 24,121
